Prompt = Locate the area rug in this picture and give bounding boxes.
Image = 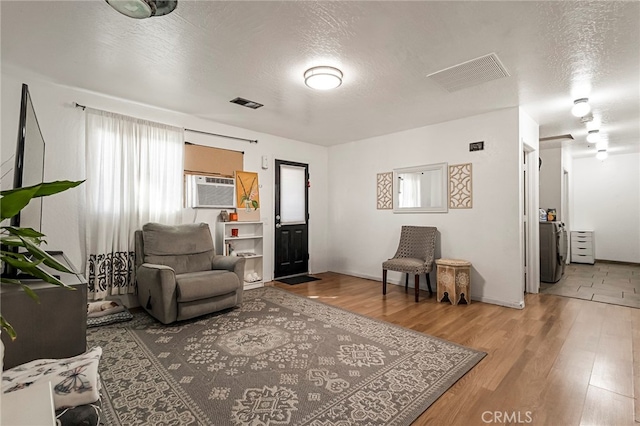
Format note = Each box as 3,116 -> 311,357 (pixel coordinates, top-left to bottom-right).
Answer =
277,275 -> 322,285
88,287 -> 485,425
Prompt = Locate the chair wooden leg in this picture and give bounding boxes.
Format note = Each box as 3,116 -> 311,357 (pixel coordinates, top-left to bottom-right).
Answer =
426,272 -> 433,295
414,274 -> 420,302
405,274 -> 409,292
382,269 -> 387,295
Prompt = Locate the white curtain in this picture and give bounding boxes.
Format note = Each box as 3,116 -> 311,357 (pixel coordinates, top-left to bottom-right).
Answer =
399,174 -> 421,208
85,109 -> 184,300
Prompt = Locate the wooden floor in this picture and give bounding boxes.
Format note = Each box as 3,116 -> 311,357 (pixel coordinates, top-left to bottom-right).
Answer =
273,272 -> 639,426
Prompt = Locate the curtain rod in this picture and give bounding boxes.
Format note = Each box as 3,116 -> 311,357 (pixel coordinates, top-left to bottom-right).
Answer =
185,128 -> 258,144
73,102 -> 258,144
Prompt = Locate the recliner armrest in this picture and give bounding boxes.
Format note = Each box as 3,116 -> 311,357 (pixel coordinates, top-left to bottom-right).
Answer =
212,256 -> 245,273
212,256 -> 246,296
137,263 -> 178,324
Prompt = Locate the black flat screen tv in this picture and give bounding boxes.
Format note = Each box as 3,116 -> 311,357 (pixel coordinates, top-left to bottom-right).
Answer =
2,83 -> 46,277
11,83 -> 46,230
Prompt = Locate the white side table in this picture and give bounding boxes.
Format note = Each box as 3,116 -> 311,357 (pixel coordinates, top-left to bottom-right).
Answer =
1,381 -> 56,425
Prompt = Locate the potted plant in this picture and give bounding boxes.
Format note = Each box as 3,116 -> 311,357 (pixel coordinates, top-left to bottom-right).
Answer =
1,180 -> 83,340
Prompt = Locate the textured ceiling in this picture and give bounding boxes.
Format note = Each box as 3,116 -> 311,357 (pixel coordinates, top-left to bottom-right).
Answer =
2,1 -> 639,157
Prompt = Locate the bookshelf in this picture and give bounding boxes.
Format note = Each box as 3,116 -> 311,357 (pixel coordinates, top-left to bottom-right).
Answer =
216,221 -> 264,290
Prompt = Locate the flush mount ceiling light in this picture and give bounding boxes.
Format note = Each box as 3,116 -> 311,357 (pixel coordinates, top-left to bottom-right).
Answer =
304,66 -> 343,90
106,0 -> 177,19
571,98 -> 591,117
586,129 -> 600,143
596,149 -> 608,161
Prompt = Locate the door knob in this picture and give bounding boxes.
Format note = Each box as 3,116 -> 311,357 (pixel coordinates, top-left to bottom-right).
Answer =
275,223 -> 281,228
276,215 -> 281,220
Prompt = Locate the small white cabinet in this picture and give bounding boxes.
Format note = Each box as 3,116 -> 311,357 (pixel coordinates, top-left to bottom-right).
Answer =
571,230 -> 595,264
217,222 -> 264,290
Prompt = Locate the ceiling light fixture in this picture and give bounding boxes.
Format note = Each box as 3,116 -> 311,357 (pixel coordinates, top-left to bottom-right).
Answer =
595,140 -> 608,150
586,129 -> 600,143
106,0 -> 177,19
304,66 -> 343,90
596,149 -> 608,161
571,98 -> 591,117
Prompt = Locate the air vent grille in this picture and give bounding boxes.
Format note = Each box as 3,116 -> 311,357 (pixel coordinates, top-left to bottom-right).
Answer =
539,134 -> 574,143
230,97 -> 264,109
427,53 -> 510,92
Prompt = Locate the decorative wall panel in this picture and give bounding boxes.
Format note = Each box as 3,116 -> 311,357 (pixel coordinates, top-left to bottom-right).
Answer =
449,163 -> 473,209
376,172 -> 393,210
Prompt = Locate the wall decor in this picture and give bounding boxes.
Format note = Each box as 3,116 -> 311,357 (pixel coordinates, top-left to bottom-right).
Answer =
235,171 -> 260,221
376,172 -> 393,209
393,163 -> 448,213
449,163 -> 473,209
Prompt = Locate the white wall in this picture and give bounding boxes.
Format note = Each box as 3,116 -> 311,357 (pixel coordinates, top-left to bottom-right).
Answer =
1,71 -> 330,281
572,153 -> 640,263
328,107 -> 526,309
539,148 -> 562,217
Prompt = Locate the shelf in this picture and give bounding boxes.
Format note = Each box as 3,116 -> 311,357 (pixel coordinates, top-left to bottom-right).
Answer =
224,235 -> 263,241
235,254 -> 262,259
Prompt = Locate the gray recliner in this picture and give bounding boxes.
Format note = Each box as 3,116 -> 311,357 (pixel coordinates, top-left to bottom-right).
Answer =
135,222 -> 245,324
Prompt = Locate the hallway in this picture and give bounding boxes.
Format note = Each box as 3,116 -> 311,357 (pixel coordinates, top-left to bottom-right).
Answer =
541,261 -> 640,308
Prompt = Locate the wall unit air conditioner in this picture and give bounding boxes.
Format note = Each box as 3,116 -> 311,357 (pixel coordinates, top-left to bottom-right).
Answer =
187,175 -> 236,208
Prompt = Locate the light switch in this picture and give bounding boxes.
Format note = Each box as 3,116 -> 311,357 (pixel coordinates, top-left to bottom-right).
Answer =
261,155 -> 269,169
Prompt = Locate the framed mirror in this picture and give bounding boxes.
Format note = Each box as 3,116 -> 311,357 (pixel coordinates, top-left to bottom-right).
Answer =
393,162 -> 448,213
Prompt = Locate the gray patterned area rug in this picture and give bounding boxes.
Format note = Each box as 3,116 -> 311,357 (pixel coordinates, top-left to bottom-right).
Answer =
89,287 -> 485,425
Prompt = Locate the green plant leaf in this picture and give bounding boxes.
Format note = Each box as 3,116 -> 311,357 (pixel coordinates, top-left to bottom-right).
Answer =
251,199 -> 259,210
3,226 -> 45,238
0,185 -> 40,220
1,277 -> 23,285
1,257 -> 74,289
19,236 -> 74,273
1,180 -> 83,221
1,315 -> 17,341
20,284 -> 40,302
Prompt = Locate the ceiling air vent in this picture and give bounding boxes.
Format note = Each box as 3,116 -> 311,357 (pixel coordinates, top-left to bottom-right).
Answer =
426,53 -> 510,92
230,97 -> 264,109
539,134 -> 574,143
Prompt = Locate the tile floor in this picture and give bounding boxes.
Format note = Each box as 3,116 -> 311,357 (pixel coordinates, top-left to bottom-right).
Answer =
540,261 -> 640,308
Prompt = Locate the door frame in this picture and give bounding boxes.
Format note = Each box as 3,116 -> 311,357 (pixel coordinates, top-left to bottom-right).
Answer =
522,142 -> 540,294
274,159 -> 310,279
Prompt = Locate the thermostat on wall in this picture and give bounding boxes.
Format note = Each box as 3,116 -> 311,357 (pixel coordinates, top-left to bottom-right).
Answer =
469,141 -> 484,151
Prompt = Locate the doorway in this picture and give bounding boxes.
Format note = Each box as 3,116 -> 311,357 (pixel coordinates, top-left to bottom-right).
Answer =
523,143 -> 540,294
274,160 -> 309,279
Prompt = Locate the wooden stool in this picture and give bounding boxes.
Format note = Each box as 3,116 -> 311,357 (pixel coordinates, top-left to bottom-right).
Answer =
436,259 -> 471,305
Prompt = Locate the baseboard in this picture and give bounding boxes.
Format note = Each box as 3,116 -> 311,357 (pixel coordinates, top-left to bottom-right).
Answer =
330,269 -> 525,309
472,295 -> 524,309
595,259 -> 640,266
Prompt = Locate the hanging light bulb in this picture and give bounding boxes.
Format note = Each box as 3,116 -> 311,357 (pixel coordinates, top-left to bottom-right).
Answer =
586,129 -> 600,143
571,98 -> 591,117
596,149 -> 608,161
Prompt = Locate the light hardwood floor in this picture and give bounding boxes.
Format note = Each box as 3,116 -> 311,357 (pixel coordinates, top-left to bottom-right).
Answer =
272,272 -> 639,426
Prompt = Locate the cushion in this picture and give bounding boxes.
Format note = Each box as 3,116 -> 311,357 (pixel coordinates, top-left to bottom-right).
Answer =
176,270 -> 240,302
87,301 -> 125,318
2,347 -> 102,409
383,257 -> 430,274
142,222 -> 214,256
87,310 -> 133,328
